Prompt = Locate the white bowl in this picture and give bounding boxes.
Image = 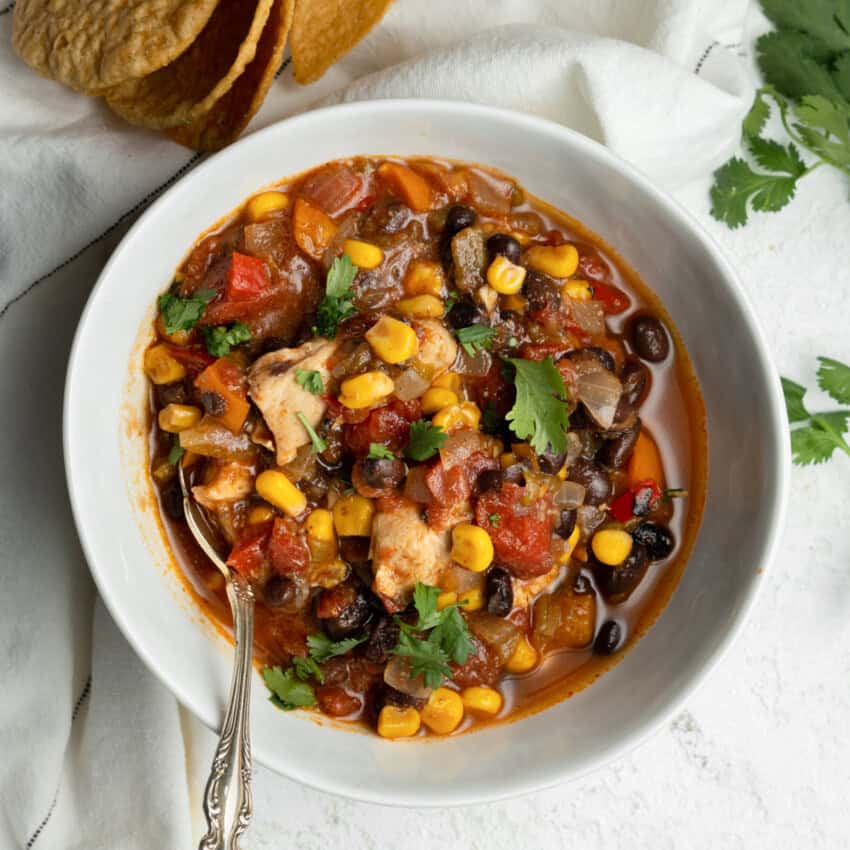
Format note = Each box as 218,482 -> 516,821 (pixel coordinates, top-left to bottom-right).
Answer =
64,100 -> 788,806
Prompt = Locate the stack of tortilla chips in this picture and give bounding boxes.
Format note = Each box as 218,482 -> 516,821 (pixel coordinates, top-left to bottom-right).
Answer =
12,0 -> 394,150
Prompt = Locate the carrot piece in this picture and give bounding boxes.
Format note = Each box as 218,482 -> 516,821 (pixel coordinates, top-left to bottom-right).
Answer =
377,162 -> 434,212
292,197 -> 337,259
627,430 -> 665,489
195,358 -> 250,434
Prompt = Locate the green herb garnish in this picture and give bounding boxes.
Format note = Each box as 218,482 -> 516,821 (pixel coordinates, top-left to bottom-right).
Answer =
157,288 -> 216,335
455,324 -> 496,357
291,655 -> 324,684
202,321 -> 251,357
368,443 -> 396,460
784,356 -> 850,465
296,412 -> 327,453
489,513 -> 501,527
312,255 -> 358,337
306,633 -> 367,664
505,356 -> 569,454
405,419 -> 448,461
263,666 -> 317,710
167,439 -> 184,466
295,368 -> 324,395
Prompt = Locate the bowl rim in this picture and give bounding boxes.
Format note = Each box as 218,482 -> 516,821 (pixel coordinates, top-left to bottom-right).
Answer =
64,98 -> 790,806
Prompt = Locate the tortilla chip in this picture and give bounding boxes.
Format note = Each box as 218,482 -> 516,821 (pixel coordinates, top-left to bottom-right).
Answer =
168,0 -> 295,151
12,0 -> 221,94
104,0 -> 274,131
290,0 -> 394,85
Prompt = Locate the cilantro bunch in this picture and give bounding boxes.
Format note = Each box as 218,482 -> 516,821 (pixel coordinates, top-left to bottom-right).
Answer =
313,254 -> 358,337
711,0 -> 850,228
783,356 -> 850,465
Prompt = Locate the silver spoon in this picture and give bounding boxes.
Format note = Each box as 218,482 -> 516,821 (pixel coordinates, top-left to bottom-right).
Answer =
179,464 -> 255,850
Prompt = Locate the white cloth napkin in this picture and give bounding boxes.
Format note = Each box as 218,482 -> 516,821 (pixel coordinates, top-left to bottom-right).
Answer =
0,1 -> 806,847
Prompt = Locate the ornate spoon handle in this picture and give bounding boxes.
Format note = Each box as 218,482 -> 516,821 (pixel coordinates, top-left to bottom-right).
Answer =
198,576 -> 255,850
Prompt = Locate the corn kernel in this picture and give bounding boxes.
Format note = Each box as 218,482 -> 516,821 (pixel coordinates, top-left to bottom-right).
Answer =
338,371 -> 394,409
486,255 -> 527,294
458,588 -> 484,612
256,469 -> 307,517
421,387 -> 459,414
151,457 -> 176,483
158,403 -> 201,433
591,528 -> 633,566
247,503 -> 275,525
342,239 -> 384,270
557,465 -> 568,480
437,590 -> 457,611
306,508 -> 335,541
451,523 -> 494,573
432,371 -> 461,393
404,260 -> 445,297
145,344 -> 186,385
502,293 -> 526,312
525,243 -> 580,278
421,688 -> 464,735
563,279 -> 592,301
461,686 -> 503,716
377,705 -> 421,739
365,316 -> 419,365
432,401 -> 481,433
332,493 -> 374,537
559,524 -> 581,564
246,191 -> 288,221
505,635 -> 538,674
396,294 -> 444,318
500,452 -> 516,468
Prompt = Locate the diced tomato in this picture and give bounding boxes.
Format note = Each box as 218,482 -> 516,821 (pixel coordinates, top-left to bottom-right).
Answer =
344,399 -> 421,455
226,522 -> 272,581
578,252 -> 613,285
166,344 -> 216,373
466,361 -> 514,418
590,280 -> 630,314
425,460 -> 471,506
608,478 -> 662,523
225,252 -> 271,301
475,484 -> 553,579
609,489 -> 635,523
195,358 -> 250,434
268,517 -> 310,577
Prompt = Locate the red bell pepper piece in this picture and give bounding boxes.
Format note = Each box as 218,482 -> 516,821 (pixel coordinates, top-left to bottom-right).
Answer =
225,252 -> 270,301
590,281 -> 630,314
608,478 -> 662,523
609,489 -> 636,523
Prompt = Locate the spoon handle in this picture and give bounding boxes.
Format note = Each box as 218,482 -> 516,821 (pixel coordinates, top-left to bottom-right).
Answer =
198,575 -> 256,850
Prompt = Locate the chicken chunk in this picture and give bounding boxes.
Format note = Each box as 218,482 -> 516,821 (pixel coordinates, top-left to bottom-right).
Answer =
512,565 -> 563,610
248,338 -> 339,465
192,460 -> 254,510
412,319 -> 457,379
370,498 -> 451,611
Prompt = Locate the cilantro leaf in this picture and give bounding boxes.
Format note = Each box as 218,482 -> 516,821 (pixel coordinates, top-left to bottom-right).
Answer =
747,136 -> 806,175
489,513 -> 501,527
759,0 -> 850,53
295,368 -> 324,395
368,443 -> 396,460
202,321 -> 251,357
296,412 -> 327,453
781,376 -> 810,422
833,52 -> 850,103
743,90 -> 771,138
817,356 -> 850,403
791,424 -> 850,465
456,324 -> 496,357
505,357 -> 569,454
312,255 -> 358,338
431,605 -> 475,666
167,438 -> 185,466
158,288 -> 216,335
411,582 -> 443,631
793,96 -> 850,168
405,419 -> 448,461
306,633 -> 366,664
393,630 -> 451,690
710,157 -> 798,228
263,666 -> 316,710
756,31 -> 844,102
291,655 -> 324,683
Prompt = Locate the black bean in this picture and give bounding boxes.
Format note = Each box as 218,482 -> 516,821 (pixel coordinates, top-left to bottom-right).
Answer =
300,465 -> 330,504
360,457 -> 406,491
200,391 -> 226,417
476,468 -> 503,494
447,299 -> 482,329
263,575 -> 299,608
161,480 -> 184,520
502,464 -> 526,486
538,448 -> 566,475
597,420 -> 641,469
567,458 -> 612,506
630,315 -> 670,363
593,620 -> 623,655
445,205 -> 477,236
486,233 -> 522,264
484,566 -> 513,617
363,616 -> 400,664
367,682 -> 423,723
573,573 -> 592,594
156,382 -> 189,407
339,535 -> 371,566
632,521 -> 675,561
554,508 -> 577,539
591,543 -> 648,602
523,270 -> 561,314
322,587 -> 373,641
619,358 -> 650,407
565,347 -> 615,373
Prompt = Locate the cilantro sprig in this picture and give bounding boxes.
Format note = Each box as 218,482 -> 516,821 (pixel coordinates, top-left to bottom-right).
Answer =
711,0 -> 850,228
263,666 -> 317,711
296,412 -> 327,453
312,255 -> 358,337
505,356 -> 569,454
295,368 -> 324,395
368,443 -> 396,460
307,633 -> 367,663
157,288 -> 216,335
455,324 -> 496,357
202,321 -> 251,357
405,419 -> 447,461
392,583 -> 475,689
783,356 -> 850,465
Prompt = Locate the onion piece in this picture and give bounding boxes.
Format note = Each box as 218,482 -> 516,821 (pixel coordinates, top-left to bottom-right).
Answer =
554,480 -> 586,509
384,655 -> 432,699
178,419 -> 255,460
440,564 -> 485,594
394,367 -> 430,401
468,613 -> 520,666
331,342 -> 371,380
453,347 -> 491,376
464,169 -> 515,216
569,298 -> 606,335
403,466 -> 431,503
576,367 -> 622,429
